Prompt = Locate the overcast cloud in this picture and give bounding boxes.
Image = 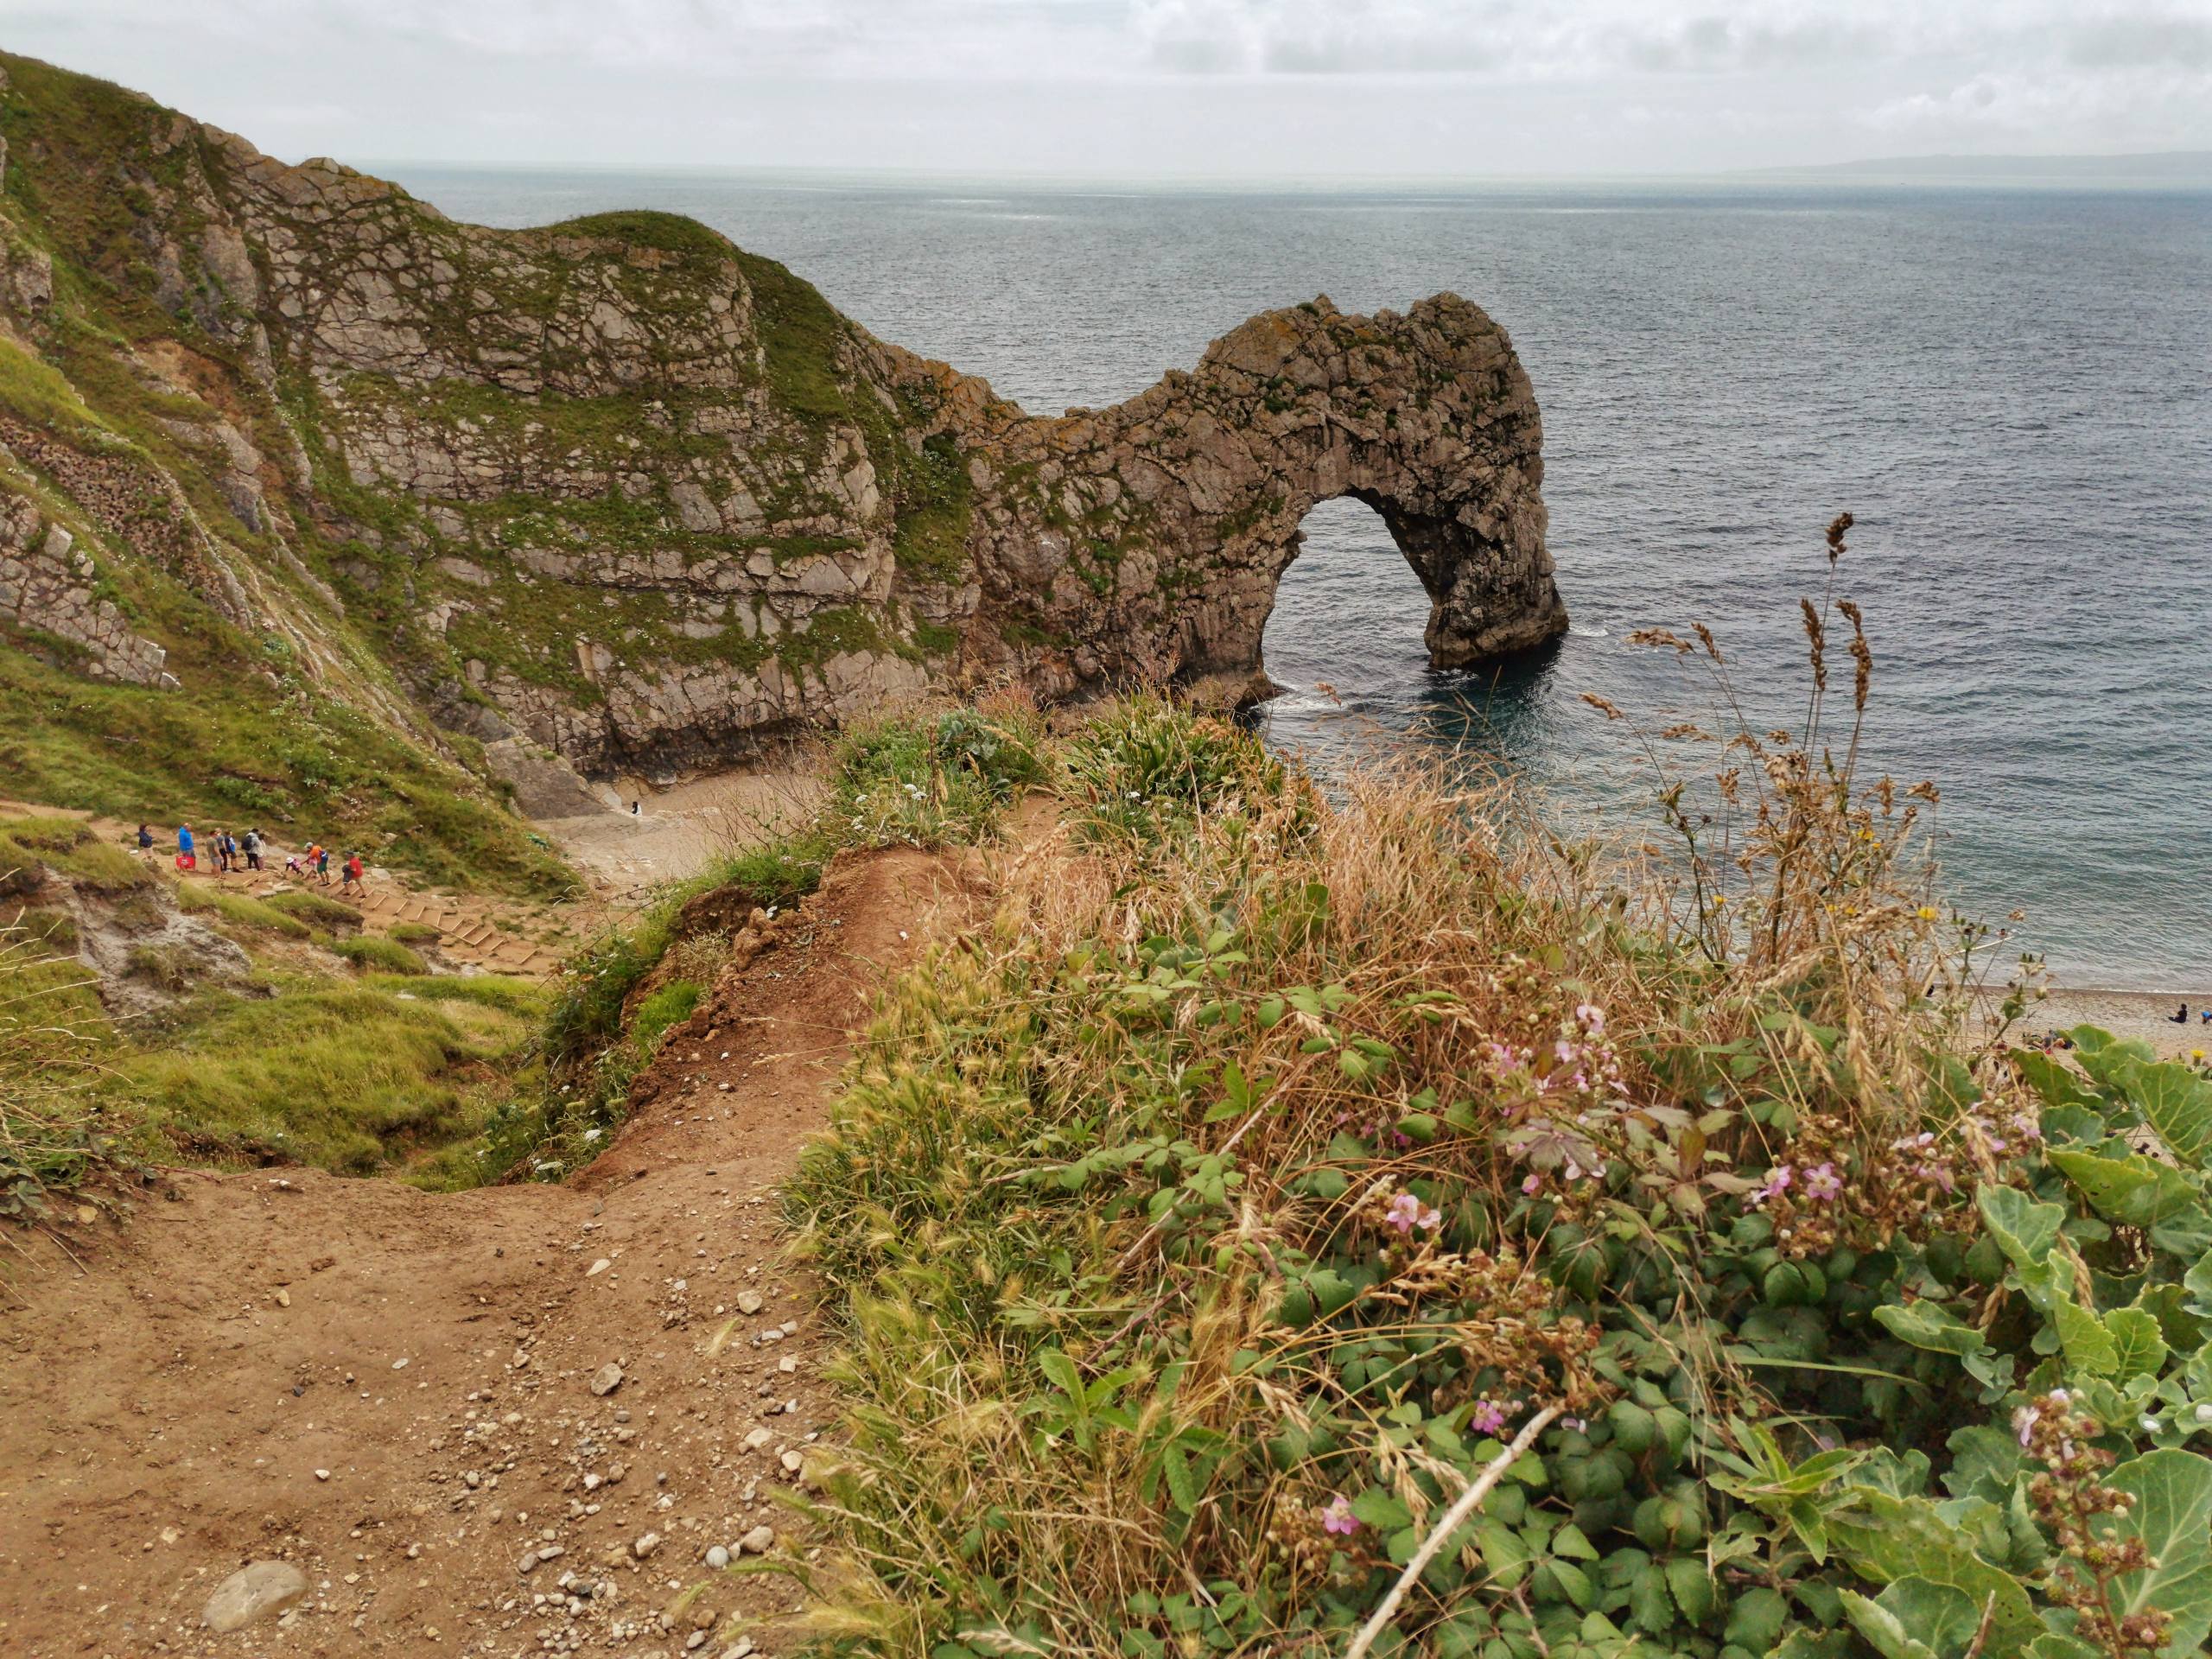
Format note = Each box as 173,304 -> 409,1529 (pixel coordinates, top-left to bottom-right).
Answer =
3,0 -> 2209,176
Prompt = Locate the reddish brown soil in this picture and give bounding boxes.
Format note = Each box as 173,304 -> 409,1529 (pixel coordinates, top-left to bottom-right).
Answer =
0,847 -> 978,1658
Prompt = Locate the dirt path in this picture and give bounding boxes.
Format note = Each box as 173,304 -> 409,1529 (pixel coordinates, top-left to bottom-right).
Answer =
0,846 -> 980,1658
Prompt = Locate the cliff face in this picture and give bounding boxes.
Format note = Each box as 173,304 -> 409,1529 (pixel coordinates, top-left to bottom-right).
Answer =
0,52 -> 1560,849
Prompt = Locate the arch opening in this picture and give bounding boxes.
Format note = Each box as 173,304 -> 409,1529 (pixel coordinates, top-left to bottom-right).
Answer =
1256,496 -> 1439,707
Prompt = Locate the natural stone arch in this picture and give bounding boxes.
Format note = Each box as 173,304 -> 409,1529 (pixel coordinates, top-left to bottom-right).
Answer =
947,292 -> 1567,701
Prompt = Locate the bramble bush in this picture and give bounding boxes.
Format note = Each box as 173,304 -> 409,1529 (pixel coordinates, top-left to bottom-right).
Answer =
785,528 -> 2212,1658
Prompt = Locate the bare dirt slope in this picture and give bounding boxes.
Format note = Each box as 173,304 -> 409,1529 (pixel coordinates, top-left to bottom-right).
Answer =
0,846 -> 978,1659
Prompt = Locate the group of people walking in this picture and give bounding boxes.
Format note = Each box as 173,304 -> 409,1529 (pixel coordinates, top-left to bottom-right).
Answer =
140,822 -> 365,897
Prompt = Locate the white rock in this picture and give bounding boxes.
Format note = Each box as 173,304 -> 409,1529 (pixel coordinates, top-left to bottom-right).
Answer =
704,1545 -> 730,1569
632,1532 -> 661,1560
738,1524 -> 775,1554
589,1363 -> 625,1397
201,1560 -> 308,1631
588,1257 -> 613,1276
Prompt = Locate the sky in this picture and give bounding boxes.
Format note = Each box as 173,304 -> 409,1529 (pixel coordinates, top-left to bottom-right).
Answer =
6,0 -> 2212,179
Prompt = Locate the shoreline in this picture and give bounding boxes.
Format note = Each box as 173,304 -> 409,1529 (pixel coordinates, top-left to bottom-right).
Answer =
1990,985 -> 2212,1060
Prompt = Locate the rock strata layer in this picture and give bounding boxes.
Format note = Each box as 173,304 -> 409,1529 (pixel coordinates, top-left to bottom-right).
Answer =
0,50 -> 1561,801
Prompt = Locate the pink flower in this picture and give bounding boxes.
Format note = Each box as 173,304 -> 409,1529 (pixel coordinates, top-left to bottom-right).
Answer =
1575,1003 -> 1605,1033
1753,1165 -> 1794,1204
1320,1495 -> 1359,1536
1383,1191 -> 1442,1235
1471,1399 -> 1511,1436
1522,1173 -> 1543,1196
1802,1162 -> 1843,1202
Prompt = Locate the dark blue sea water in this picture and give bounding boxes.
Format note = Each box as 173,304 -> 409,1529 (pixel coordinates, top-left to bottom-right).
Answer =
385,167 -> 2212,989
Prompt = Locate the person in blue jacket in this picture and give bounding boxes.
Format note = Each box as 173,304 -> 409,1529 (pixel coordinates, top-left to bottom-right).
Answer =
177,823 -> 195,868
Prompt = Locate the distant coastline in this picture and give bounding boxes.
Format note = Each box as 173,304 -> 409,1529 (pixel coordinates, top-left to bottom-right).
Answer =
1743,149 -> 2212,188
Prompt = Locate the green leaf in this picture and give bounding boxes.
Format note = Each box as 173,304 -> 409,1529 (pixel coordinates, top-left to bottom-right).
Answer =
1350,1487 -> 1412,1531
1872,1576 -> 1983,1656
2013,1048 -> 2102,1113
1875,1301 -> 1989,1359
1827,1491 -> 2039,1652
2128,1060 -> 2212,1169
1549,1522 -> 1599,1560
1037,1349 -> 1081,1396
1477,1520 -> 1529,1586
2106,1306 -> 2171,1380
2046,1147 -> 2202,1226
1839,1592 -> 1942,1659
2053,1297 -> 2119,1376
1941,1424 -> 2024,1505
1978,1185 -> 2065,1269
2107,1447 -> 2212,1655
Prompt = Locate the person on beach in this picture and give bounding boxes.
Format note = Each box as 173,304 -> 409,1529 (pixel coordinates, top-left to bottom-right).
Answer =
136,823 -> 153,851
2173,1003 -> 2191,1024
176,823 -> 195,870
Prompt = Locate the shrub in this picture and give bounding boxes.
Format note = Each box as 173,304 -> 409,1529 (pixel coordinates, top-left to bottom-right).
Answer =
263,888 -> 364,932
116,982 -> 519,1177
787,538 -> 2184,1659
831,708 -> 1044,849
0,813 -> 152,893
0,914 -> 115,1213
331,934 -> 429,976
175,881 -> 313,938
1058,694 -> 1312,853
388,920 -> 442,945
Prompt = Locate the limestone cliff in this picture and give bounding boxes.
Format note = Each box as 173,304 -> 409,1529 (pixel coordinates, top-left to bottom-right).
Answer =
0,52 -> 1560,874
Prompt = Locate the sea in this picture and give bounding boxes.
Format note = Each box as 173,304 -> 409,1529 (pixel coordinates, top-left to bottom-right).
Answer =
382,166 -> 2212,990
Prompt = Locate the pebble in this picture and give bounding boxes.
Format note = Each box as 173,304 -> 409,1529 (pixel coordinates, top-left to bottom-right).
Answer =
588,1258 -> 613,1277
632,1531 -> 661,1560
704,1545 -> 730,1569
201,1560 -> 308,1632
734,1291 -> 763,1315
589,1363 -> 625,1397
742,1429 -> 773,1452
739,1524 -> 775,1554
314,1468 -> 331,1482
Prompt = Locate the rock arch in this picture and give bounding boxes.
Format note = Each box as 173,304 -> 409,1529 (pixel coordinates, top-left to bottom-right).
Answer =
950,293 -> 1567,701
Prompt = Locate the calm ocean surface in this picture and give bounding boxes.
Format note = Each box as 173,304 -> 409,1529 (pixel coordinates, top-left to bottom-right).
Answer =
386,166 -> 2212,989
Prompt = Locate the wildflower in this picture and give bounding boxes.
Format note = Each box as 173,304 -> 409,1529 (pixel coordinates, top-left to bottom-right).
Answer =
1383,1191 -> 1441,1234
2194,1403 -> 2212,1425
2015,1402 -> 2041,1447
1471,1399 -> 1510,1436
1522,1173 -> 1543,1196
1753,1165 -> 1794,1203
1575,1003 -> 1605,1033
1916,906 -> 1940,921
2142,1415 -> 2163,1434
1802,1162 -> 1843,1202
1560,1416 -> 1587,1433
1319,1495 -> 1358,1537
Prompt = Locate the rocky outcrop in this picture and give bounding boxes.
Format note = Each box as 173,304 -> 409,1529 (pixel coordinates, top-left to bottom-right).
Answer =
0,493 -> 174,686
937,293 -> 1560,696
0,49 -> 1562,798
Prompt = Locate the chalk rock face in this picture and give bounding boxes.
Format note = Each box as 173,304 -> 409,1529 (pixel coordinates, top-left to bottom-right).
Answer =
0,50 -> 1561,794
